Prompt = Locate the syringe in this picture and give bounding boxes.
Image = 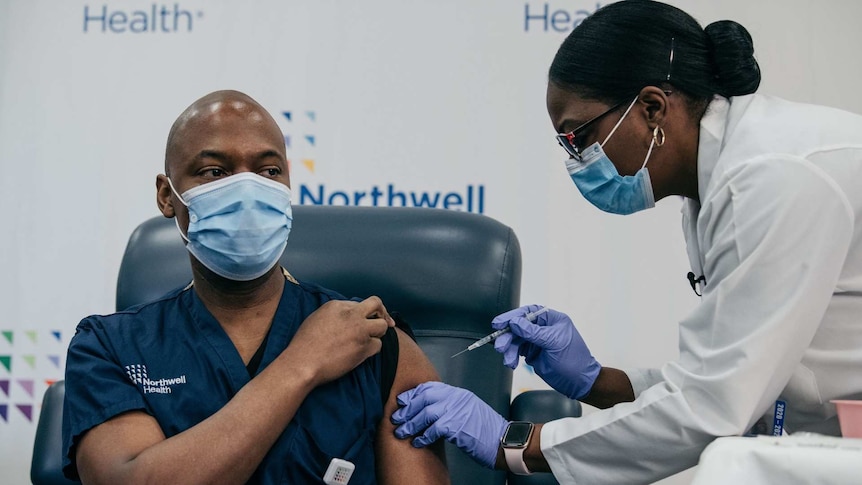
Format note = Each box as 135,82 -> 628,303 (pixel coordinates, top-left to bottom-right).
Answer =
451,307 -> 550,358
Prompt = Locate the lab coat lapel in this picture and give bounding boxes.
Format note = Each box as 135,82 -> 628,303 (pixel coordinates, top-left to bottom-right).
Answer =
683,96 -> 731,288
682,200 -> 703,280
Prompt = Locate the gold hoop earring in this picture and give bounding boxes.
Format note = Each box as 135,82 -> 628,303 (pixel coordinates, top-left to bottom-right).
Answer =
653,126 -> 666,147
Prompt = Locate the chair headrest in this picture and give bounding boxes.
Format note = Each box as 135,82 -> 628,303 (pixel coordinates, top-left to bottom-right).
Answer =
116,206 -> 522,336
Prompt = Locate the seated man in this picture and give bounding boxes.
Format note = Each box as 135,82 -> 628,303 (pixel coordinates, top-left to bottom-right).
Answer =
62,90 -> 448,484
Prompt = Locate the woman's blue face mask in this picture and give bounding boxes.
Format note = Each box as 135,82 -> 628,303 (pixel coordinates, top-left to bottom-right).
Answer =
561,97 -> 657,215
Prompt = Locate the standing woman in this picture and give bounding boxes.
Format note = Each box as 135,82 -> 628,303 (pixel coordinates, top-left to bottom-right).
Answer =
392,1 -> 862,482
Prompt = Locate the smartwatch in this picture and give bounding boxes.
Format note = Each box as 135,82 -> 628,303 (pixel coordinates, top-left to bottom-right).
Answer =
501,421 -> 534,475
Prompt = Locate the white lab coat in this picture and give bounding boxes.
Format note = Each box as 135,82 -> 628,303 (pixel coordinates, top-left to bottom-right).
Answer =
541,94 -> 862,484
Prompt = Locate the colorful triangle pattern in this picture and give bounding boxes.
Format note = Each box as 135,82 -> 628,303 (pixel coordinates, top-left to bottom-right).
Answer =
17,379 -> 34,398
1,331 -> 11,345
16,404 -> 32,422
0,356 -> 9,372
48,355 -> 61,368
52,331 -> 62,342
0,380 -> 8,397
25,331 -> 37,343
22,355 -> 35,369
0,405 -> 7,422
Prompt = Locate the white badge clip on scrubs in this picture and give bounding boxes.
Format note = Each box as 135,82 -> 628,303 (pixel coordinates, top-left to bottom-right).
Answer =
323,458 -> 355,485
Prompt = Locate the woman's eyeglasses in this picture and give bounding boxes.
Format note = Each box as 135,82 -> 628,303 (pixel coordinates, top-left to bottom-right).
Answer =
556,90 -> 672,161
555,100 -> 626,161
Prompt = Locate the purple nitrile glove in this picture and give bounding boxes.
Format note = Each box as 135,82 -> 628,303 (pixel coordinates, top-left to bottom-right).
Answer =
391,382 -> 508,469
492,304 -> 544,369
492,304 -> 601,400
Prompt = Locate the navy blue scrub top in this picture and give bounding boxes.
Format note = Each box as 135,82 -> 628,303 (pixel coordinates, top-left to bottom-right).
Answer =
62,276 -> 387,484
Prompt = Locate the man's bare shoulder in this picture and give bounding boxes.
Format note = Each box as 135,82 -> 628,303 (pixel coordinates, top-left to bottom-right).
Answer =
374,327 -> 450,484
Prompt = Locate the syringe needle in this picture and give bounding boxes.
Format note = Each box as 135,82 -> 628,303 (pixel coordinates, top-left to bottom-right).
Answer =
450,348 -> 469,359
450,307 -> 550,358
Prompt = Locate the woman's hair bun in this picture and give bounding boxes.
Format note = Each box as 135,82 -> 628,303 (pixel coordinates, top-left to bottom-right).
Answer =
704,20 -> 761,97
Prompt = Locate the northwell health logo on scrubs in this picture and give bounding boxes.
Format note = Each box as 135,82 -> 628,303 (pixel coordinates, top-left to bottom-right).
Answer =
125,364 -> 187,395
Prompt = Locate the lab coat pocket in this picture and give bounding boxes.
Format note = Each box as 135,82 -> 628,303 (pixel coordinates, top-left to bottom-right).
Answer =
785,364 -> 822,404
782,364 -> 825,430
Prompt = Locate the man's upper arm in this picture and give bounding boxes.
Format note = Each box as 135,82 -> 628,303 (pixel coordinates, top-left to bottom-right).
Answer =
375,328 -> 449,484
75,411 -> 167,484
63,321 -> 150,480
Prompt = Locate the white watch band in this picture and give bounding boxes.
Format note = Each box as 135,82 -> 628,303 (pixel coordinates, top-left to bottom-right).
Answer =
504,446 -> 533,475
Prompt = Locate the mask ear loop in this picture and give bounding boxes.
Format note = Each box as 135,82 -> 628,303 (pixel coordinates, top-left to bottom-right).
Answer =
166,177 -> 191,243
600,96 -> 639,147
166,177 -> 189,207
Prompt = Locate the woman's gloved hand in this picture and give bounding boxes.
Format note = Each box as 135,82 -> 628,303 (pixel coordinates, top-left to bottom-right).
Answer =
391,382 -> 508,469
492,304 -> 601,400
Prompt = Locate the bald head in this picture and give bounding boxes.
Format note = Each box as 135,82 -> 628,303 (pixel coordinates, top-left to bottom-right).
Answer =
164,90 -> 284,175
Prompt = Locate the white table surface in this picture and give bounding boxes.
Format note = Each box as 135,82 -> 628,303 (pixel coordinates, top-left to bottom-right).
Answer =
691,434 -> 862,485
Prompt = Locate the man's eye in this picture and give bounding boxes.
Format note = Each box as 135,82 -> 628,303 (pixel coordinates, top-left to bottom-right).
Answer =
197,168 -> 227,178
260,168 -> 281,177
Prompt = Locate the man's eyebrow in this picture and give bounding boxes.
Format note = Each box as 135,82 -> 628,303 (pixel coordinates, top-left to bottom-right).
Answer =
194,150 -> 230,162
257,149 -> 285,161
192,149 -> 286,164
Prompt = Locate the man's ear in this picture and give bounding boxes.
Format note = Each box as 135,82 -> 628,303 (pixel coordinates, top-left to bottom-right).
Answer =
638,86 -> 669,130
156,174 -> 175,218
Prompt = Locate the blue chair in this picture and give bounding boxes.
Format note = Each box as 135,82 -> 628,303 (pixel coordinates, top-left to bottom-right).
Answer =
32,206 -> 579,484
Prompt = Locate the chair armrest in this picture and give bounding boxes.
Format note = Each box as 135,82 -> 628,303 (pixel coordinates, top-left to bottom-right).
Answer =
508,390 -> 581,485
31,380 -> 79,485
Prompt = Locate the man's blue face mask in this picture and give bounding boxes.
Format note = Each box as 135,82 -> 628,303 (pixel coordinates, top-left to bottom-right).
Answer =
562,97 -> 657,215
168,172 -> 293,281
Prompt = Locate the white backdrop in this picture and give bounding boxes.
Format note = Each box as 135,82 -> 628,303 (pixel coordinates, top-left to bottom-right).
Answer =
2,1 -> 862,483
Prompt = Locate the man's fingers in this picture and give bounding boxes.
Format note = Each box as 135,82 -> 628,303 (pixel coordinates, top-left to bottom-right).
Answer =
365,335 -> 383,357
358,299 -> 391,339
356,295 -> 393,326
366,317 -> 390,338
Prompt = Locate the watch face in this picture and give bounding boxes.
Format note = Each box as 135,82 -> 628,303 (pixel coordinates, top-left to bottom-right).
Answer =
502,422 -> 533,447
